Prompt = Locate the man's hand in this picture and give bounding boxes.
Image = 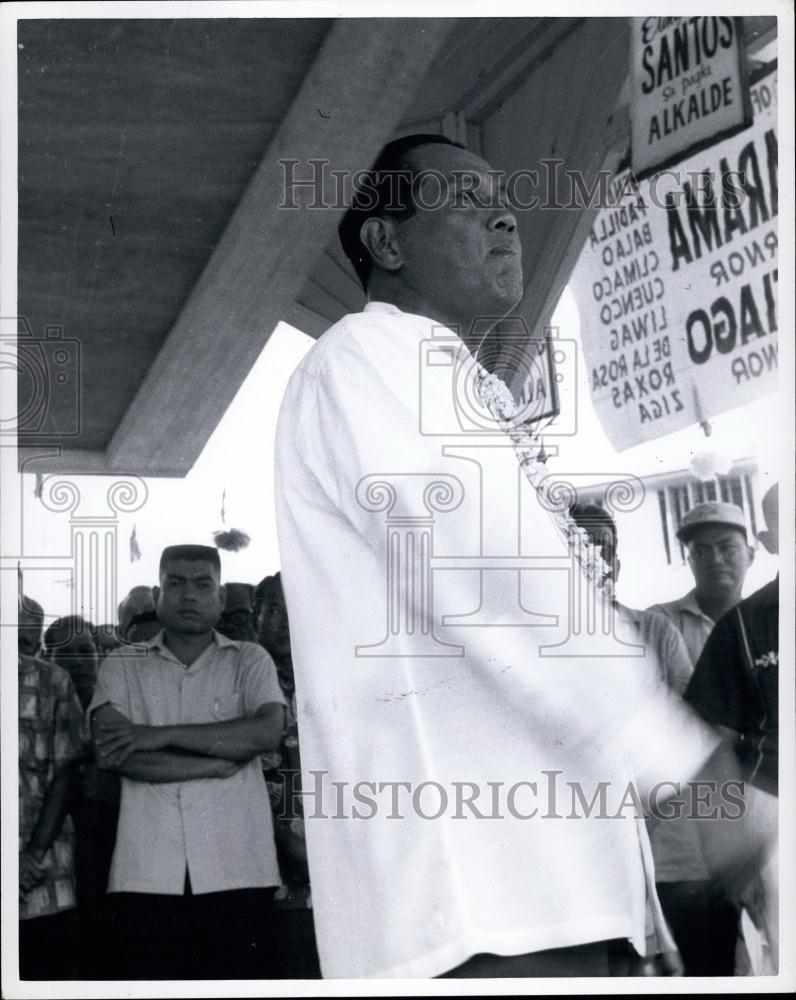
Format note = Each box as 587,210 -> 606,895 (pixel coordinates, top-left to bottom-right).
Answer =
95,719 -> 171,767
19,851 -> 47,897
154,703 -> 285,762
213,758 -> 245,779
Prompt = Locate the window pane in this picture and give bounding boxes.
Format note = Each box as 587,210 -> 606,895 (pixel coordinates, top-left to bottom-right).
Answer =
744,476 -> 758,537
731,477 -> 744,510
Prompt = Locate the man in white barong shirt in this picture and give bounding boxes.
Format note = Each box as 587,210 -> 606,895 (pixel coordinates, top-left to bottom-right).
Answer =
275,135 -> 724,979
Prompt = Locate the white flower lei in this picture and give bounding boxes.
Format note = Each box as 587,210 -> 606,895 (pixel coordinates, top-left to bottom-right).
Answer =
476,369 -> 615,600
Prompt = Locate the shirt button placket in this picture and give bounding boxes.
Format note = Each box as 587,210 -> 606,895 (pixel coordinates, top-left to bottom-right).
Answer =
177,666 -> 192,886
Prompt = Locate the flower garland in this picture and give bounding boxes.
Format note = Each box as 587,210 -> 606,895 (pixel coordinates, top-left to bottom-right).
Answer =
476,369 -> 615,600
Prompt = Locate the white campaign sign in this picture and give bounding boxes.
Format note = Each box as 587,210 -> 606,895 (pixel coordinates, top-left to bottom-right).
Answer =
630,16 -> 751,179
570,69 -> 777,453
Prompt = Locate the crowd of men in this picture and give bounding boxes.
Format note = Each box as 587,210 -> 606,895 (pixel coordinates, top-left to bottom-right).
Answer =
17,495 -> 780,980
570,491 -> 780,975
18,551 -> 319,980
18,132 -> 782,981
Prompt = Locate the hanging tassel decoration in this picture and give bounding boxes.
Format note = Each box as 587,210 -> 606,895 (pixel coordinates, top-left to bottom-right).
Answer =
213,485 -> 250,551
212,528 -> 251,553
130,525 -> 142,563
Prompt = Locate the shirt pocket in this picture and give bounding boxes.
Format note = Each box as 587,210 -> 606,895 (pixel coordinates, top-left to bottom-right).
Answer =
212,691 -> 243,721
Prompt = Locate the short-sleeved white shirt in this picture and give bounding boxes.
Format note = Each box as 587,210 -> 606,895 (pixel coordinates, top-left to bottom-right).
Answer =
275,303 -> 719,978
648,589 -> 715,667
646,590 -> 716,883
89,629 -> 285,895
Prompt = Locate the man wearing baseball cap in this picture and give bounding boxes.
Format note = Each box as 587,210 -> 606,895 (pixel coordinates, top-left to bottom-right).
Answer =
647,501 -> 755,975
650,502 -> 754,666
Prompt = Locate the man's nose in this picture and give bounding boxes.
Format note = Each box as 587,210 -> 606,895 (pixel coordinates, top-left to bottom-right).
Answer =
489,206 -> 517,233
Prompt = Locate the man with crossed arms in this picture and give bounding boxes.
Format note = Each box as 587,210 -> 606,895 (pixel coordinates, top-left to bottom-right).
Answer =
90,544 -> 285,979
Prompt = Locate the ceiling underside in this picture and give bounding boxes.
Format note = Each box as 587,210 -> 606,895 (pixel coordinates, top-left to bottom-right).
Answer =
16,15 -> 777,476
17,17 -> 333,451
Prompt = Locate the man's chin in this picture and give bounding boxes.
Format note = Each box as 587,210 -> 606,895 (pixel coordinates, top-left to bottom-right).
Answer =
492,280 -> 524,317
167,618 -> 212,635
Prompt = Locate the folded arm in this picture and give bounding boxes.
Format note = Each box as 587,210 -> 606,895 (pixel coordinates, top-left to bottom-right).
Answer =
92,704 -> 243,781
93,702 -> 285,769
115,749 -> 242,784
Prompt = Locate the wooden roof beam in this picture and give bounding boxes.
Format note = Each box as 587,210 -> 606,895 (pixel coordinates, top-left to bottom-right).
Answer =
107,18 -> 455,477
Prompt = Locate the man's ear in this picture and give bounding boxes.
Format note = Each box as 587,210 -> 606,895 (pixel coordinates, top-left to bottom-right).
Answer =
218,584 -> 227,606
152,585 -> 160,605
360,216 -> 403,273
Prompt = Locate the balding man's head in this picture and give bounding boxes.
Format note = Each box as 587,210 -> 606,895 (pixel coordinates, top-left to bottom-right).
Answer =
118,585 -> 156,640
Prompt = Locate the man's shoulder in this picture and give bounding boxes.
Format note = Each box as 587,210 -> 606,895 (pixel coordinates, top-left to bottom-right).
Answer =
100,641 -> 158,665
18,653 -> 71,690
95,640 -> 165,682
213,636 -> 276,672
291,307 -> 423,382
625,603 -> 669,624
18,651 -> 47,677
278,307 -> 426,446
291,310 -> 372,372
623,604 -> 686,651
631,605 -> 680,637
216,635 -> 270,660
647,591 -> 692,620
646,598 -> 677,620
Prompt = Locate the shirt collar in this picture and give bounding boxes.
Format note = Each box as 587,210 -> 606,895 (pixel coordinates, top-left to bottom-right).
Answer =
364,301 -> 402,316
677,589 -> 714,623
148,628 -> 240,659
364,301 -> 476,364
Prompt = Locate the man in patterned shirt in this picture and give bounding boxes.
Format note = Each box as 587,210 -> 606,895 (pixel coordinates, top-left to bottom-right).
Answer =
18,627 -> 88,979
17,595 -> 45,658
